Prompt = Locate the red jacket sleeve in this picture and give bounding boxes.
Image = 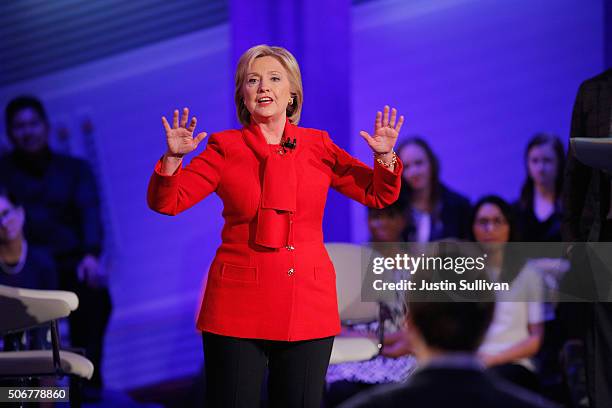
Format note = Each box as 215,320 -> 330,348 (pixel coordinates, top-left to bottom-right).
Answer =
321,131 -> 403,208
147,133 -> 225,215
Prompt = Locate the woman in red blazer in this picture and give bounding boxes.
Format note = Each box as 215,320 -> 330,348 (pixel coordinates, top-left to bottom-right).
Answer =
147,45 -> 404,408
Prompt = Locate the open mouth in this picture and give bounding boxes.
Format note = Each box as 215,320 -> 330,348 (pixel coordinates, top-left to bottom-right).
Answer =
257,97 -> 273,105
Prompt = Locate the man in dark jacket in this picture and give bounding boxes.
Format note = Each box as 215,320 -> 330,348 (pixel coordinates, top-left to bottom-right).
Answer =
561,69 -> 612,408
338,300 -> 558,408
0,95 -> 112,397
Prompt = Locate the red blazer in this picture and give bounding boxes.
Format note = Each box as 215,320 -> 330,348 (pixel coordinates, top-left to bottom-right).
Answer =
147,122 -> 402,341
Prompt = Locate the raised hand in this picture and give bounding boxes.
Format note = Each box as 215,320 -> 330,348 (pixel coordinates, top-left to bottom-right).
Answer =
359,105 -> 404,155
162,107 -> 208,158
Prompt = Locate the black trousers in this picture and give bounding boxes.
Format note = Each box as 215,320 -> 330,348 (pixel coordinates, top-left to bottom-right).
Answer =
58,257 -> 112,389
202,332 -> 334,408
68,282 -> 112,388
487,363 -> 540,393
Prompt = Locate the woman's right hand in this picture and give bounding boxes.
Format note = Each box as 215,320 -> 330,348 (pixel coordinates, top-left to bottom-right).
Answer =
380,329 -> 413,358
162,107 -> 208,158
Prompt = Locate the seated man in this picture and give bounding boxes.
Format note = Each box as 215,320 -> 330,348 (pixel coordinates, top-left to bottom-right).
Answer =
339,300 -> 559,408
0,187 -> 57,350
0,96 -> 112,397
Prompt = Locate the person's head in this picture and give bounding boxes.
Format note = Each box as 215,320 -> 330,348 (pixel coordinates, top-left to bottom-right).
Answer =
0,187 -> 24,243
396,137 -> 439,193
368,199 -> 407,242
406,301 -> 495,357
520,133 -> 565,207
234,45 -> 303,126
471,195 -> 516,244
5,95 -> 50,154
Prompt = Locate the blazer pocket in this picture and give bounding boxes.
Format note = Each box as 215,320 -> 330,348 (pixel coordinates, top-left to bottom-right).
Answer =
220,263 -> 258,284
314,264 -> 336,282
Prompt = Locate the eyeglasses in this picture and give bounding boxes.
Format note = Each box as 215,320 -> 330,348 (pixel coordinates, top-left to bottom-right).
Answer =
474,217 -> 508,229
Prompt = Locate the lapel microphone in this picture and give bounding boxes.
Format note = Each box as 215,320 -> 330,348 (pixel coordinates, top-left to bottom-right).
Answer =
282,138 -> 297,150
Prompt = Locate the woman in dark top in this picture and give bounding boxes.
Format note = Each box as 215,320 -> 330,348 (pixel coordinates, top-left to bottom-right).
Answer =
514,133 -> 565,242
514,134 -> 567,402
396,137 -> 471,242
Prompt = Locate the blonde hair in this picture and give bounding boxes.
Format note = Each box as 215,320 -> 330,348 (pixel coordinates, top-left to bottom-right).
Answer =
234,45 -> 303,126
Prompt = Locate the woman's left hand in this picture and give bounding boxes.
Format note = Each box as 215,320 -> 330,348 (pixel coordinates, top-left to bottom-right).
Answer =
359,105 -> 405,154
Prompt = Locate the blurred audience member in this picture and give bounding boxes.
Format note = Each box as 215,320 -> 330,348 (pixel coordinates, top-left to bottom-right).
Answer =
471,196 -> 545,393
562,68 -> 612,408
397,137 -> 471,242
514,133 -> 566,402
325,200 -> 417,407
339,300 -> 557,408
514,133 -> 565,242
0,187 -> 57,351
0,95 -> 111,397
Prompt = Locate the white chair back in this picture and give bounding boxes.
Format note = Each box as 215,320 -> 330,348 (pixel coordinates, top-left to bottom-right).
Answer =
0,285 -> 79,334
325,243 -> 378,322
